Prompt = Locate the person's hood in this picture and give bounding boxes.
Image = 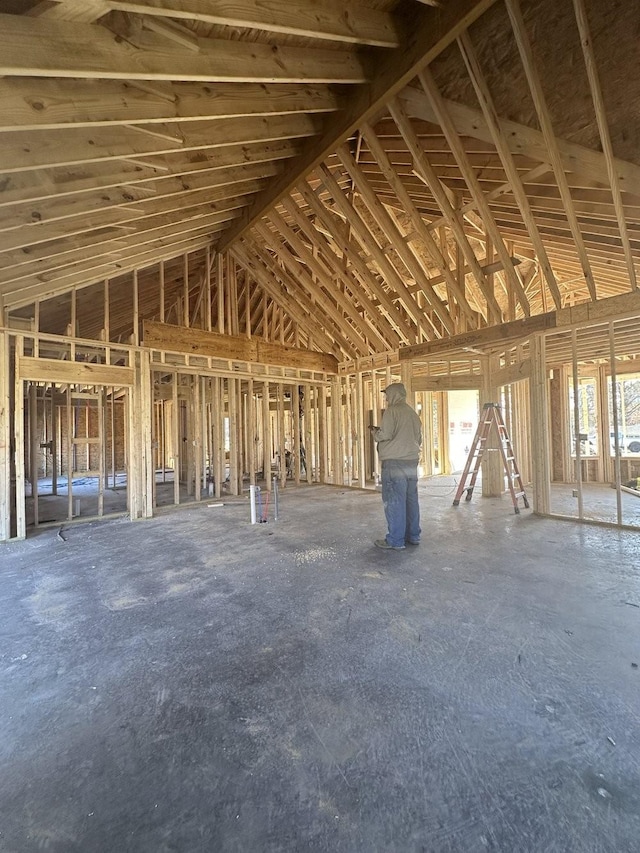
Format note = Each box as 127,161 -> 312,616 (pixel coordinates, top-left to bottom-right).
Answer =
383,383 -> 407,405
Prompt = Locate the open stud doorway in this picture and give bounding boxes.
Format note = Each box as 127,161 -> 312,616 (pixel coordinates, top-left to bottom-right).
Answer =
24,382 -> 129,532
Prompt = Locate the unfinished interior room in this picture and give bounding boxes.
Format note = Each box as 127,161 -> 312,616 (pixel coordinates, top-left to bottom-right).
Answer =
1,0 -> 640,849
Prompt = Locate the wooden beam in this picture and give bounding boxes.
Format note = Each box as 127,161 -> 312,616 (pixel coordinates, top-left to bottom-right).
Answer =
243,229 -> 362,357
294,180 -> 405,347
0,162 -> 286,236
0,141 -> 301,210
0,114 -> 319,174
0,78 -> 339,133
491,359 -> 531,386
317,162 -> 426,342
143,320 -> 339,373
0,208 -> 238,286
0,13 -> 368,83
232,238 -> 348,356
279,194 -> 402,351
29,0 -> 108,22
400,312 -> 558,359
108,0 -> 400,47
18,356 -> 134,386
2,234 -> 214,308
413,374 -> 483,391
263,208 -> 390,352
402,289 -> 640,360
418,67 -> 531,317
398,88 -> 640,201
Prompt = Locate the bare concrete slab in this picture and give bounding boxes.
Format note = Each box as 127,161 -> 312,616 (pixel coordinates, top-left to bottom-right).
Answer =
1,483 -> 640,852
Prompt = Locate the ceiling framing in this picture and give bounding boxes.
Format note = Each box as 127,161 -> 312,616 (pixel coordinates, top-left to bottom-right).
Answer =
2,0 -> 640,361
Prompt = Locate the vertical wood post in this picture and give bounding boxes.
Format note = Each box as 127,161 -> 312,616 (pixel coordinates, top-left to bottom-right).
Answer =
262,381 -> 271,490
228,378 -> 239,496
529,334 -> 551,514
217,253 -> 225,335
480,355 -> 504,497
213,377 -> 223,500
0,331 -> 11,541
277,382 -> 286,486
183,253 -> 190,328
436,391 -> 450,475
331,377 -> 342,484
14,337 -> 26,539
248,379 -> 256,486
205,248 -> 212,332
29,384 -> 39,527
356,372 -> 366,488
303,383 -> 313,482
193,374 -> 202,502
293,383 -> 301,485
140,349 -> 154,518
172,373 -> 180,505
319,385 -> 327,483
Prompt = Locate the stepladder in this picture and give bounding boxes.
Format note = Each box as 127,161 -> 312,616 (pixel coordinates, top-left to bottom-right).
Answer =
453,403 -> 529,514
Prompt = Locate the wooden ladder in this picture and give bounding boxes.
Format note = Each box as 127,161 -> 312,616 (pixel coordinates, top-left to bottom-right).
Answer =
453,403 -> 529,514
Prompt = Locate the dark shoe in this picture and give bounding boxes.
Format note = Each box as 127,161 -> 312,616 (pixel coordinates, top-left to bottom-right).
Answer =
375,539 -> 405,551
406,540 -> 420,546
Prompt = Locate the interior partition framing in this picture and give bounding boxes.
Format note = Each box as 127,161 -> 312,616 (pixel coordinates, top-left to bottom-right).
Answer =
541,311 -> 640,529
0,327 -> 341,541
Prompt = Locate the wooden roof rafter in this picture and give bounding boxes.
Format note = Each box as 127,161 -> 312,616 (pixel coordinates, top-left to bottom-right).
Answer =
232,235 -> 354,358
3,0 -> 640,356
258,212 -> 384,354
275,197 -> 402,352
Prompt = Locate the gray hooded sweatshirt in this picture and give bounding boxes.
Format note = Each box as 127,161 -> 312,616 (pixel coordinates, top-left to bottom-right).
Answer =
373,383 -> 423,462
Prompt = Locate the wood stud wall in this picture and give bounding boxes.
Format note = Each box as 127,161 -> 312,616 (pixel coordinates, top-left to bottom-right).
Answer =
4,1 -> 640,536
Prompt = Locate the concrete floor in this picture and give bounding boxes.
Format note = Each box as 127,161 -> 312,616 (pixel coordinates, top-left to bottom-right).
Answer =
1,482 -> 640,852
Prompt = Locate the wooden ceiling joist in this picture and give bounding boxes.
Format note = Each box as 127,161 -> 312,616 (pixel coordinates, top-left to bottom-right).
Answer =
571,0 -> 637,292
317,162 -> 438,343
0,141 -> 302,210
0,179 -> 259,256
0,114 -> 319,174
0,79 -> 340,134
293,180 -> 410,347
0,13 -> 368,83
106,0 -> 400,47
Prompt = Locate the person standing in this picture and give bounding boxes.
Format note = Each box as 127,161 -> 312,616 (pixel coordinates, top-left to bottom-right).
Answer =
369,383 -> 422,550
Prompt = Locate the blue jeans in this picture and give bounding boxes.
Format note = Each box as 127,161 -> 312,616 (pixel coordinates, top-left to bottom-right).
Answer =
381,459 -> 421,548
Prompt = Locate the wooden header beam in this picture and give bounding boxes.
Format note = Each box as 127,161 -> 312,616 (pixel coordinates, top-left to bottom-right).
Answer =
143,320 -> 339,373
18,356 -> 134,386
400,289 -> 640,359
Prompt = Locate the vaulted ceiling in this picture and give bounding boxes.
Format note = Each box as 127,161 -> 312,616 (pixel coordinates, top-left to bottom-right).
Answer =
2,0 -> 639,361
